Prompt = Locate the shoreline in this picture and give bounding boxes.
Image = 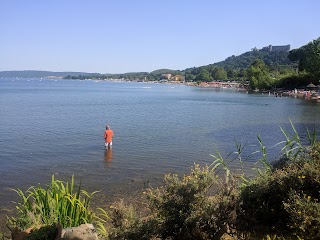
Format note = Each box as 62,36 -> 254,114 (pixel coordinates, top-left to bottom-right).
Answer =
187,81 -> 320,102
3,76 -> 320,102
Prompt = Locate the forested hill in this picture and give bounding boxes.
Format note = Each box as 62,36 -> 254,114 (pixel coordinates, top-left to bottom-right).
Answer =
0,70 -> 100,78
212,50 -> 292,69
0,46 -> 294,82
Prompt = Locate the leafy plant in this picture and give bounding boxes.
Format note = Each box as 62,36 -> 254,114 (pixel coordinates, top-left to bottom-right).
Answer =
210,139 -> 252,184
8,175 -> 97,230
278,119 -> 305,159
94,207 -> 110,239
252,134 -> 272,174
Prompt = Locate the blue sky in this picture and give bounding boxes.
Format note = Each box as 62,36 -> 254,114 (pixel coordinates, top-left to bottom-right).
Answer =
1,0 -> 319,74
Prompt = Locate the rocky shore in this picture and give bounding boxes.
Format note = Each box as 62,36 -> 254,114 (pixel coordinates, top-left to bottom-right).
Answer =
11,223 -> 100,240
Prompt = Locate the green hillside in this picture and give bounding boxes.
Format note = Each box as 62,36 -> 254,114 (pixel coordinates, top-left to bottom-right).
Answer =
213,50 -> 292,69
150,69 -> 182,75
183,46 -> 297,83
2,38 -> 318,91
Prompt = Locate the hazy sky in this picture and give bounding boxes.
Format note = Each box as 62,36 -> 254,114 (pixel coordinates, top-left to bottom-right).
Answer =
1,0 -> 319,74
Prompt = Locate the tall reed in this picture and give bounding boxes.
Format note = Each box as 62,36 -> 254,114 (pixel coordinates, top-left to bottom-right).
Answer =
8,175 -> 97,230
210,120 -> 318,180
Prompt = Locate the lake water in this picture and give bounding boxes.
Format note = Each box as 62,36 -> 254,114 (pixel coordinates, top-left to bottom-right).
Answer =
1,78 -> 320,209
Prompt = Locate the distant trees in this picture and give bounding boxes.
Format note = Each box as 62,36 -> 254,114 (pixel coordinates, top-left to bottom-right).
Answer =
63,46 -> 296,85
183,48 -> 294,85
185,73 -> 196,82
211,67 -> 227,80
195,69 -> 212,81
192,67 -> 228,82
247,59 -> 273,90
288,37 -> 320,80
63,38 -> 320,90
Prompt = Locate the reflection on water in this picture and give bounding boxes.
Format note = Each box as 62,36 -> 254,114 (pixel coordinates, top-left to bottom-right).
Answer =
104,147 -> 113,163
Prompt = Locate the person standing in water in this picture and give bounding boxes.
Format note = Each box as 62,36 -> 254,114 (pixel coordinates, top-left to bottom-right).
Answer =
104,125 -> 114,148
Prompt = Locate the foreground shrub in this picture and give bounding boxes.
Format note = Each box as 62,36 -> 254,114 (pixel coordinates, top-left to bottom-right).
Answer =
8,175 -> 96,230
195,178 -> 239,239
238,141 -> 320,236
144,164 -> 216,239
106,164 -> 237,239
106,199 -> 159,240
284,191 -> 320,239
116,164 -> 239,240
107,200 -> 144,239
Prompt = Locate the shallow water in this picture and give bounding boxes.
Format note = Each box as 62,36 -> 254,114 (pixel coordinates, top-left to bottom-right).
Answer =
1,78 -> 320,208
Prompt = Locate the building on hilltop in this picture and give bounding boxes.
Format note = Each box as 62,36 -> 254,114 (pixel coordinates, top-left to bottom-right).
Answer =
161,73 -> 172,80
260,45 -> 290,52
160,73 -> 185,82
171,75 -> 184,81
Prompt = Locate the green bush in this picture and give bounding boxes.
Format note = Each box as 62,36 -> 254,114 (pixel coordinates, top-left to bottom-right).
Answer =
106,199 -> 159,240
108,200 -> 140,239
284,191 -> 320,239
144,164 -> 215,239
238,141 -> 320,235
106,165 -> 241,240
195,178 -> 239,239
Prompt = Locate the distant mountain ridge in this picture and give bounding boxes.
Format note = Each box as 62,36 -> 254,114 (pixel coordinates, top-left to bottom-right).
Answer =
0,70 -> 100,78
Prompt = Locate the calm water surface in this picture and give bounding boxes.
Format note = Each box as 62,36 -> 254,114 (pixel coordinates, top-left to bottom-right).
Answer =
1,78 -> 320,208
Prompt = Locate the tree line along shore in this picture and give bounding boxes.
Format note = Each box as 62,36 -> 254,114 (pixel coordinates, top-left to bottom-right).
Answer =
62,37 -> 320,94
